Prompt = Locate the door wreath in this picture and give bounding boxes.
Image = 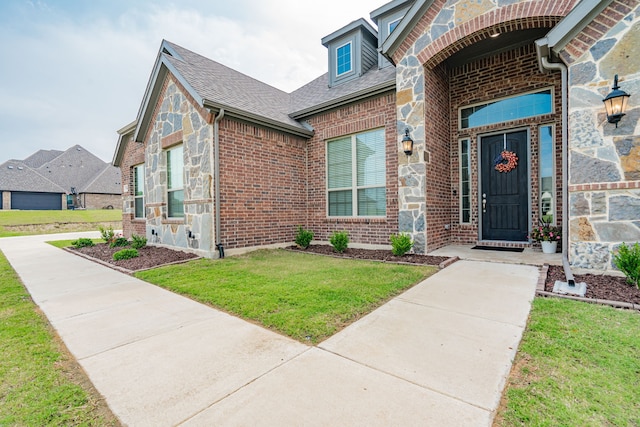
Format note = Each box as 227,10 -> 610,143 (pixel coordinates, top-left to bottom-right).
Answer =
494,150 -> 518,173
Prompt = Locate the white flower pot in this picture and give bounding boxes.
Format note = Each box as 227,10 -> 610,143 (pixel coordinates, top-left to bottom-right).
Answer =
541,241 -> 558,254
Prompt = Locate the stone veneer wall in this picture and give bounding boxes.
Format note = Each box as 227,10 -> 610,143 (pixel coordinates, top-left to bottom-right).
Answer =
143,74 -> 214,256
391,0 -> 575,253
305,92 -> 399,246
564,2 -> 640,271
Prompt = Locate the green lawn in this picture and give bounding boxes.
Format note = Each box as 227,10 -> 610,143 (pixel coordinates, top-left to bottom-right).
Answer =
0,209 -> 122,237
135,249 -> 436,343
497,298 -> 640,426
0,251 -> 118,426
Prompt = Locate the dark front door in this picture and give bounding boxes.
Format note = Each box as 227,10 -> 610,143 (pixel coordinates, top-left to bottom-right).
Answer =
481,131 -> 528,241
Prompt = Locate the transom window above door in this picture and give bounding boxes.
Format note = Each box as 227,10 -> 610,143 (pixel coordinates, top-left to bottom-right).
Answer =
460,89 -> 553,129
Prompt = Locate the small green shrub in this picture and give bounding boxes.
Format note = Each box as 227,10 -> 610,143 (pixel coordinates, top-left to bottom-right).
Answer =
110,237 -> 130,248
329,231 -> 349,253
131,234 -> 147,249
390,233 -> 413,256
113,248 -> 139,261
612,242 -> 640,289
71,238 -> 95,248
294,226 -> 314,249
98,225 -> 115,244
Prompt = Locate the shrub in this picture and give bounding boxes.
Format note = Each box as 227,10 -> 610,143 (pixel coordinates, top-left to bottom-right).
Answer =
612,242 -> 640,289
98,225 -> 115,244
71,238 -> 94,248
113,248 -> 139,261
294,226 -> 314,249
329,231 -> 349,253
390,233 -> 413,256
110,237 -> 130,248
131,234 -> 147,249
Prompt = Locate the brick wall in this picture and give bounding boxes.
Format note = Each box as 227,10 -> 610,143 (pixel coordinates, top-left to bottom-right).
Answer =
118,132 -> 146,238
304,92 -> 398,246
424,62 -> 452,252
81,193 -> 122,210
218,119 -> 308,249
448,44 -> 563,245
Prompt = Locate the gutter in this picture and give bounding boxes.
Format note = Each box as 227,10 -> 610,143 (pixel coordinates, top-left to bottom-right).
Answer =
213,108 -> 225,258
289,79 -> 396,119
536,39 -> 575,286
203,99 -> 313,139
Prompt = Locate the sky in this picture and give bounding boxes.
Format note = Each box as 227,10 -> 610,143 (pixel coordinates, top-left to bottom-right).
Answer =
0,0 -> 382,164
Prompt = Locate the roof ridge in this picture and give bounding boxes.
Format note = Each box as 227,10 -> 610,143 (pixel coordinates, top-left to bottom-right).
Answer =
165,41 -> 291,96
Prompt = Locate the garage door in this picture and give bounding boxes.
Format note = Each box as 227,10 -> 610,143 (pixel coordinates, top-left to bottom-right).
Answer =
11,192 -> 62,210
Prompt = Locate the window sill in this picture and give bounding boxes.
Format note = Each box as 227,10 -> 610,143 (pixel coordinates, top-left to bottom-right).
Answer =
325,217 -> 387,224
162,218 -> 185,224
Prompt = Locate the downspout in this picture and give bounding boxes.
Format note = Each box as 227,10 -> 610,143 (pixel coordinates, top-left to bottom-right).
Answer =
213,108 -> 225,258
539,56 -> 575,286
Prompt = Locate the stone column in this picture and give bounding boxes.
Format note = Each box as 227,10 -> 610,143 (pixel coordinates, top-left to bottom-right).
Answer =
396,54 -> 427,253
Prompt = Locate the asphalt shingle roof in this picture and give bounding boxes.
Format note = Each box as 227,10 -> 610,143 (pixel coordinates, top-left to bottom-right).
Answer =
37,145 -> 111,193
80,164 -> 122,194
0,145 -> 121,195
0,160 -> 66,193
22,149 -> 64,168
290,66 -> 396,116
161,41 -> 397,131
164,42 -> 305,131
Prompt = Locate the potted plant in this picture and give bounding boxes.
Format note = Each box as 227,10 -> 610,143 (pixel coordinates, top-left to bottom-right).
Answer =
530,220 -> 562,254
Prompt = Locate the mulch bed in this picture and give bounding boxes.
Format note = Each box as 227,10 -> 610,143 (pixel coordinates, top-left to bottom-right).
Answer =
288,245 -> 451,266
69,243 -> 198,272
544,265 -> 640,306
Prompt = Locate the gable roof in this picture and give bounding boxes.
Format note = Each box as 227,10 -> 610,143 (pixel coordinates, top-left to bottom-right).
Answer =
22,149 -> 64,168
79,163 -> 122,194
134,40 -> 314,145
0,160 -> 66,193
37,145 -> 107,193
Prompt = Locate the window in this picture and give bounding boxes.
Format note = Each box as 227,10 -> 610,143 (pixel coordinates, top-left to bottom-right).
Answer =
389,18 -> 401,34
336,42 -> 352,76
133,164 -> 145,219
460,89 -> 553,129
327,129 -> 386,217
539,125 -> 555,224
459,138 -> 471,224
166,145 -> 184,218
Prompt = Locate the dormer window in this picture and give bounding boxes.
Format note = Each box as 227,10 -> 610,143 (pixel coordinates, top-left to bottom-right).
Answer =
336,42 -> 353,76
389,18 -> 401,34
322,18 -> 378,87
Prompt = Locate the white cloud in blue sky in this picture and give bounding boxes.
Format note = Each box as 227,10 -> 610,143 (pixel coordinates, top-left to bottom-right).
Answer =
0,0 -> 380,163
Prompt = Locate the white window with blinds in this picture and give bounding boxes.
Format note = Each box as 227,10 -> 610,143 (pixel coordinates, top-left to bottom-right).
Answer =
327,129 -> 386,217
133,164 -> 145,219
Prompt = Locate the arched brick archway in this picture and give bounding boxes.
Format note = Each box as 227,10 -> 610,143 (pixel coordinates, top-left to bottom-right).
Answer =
420,16 -> 565,69
396,0 -> 578,69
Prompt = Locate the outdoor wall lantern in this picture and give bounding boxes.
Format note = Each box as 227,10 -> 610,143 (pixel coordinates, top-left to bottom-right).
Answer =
603,74 -> 631,127
402,128 -> 414,156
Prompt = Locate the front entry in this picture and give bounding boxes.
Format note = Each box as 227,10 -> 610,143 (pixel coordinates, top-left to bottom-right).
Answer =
480,130 -> 528,241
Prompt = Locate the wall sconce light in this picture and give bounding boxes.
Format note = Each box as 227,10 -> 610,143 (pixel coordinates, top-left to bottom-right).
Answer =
402,128 -> 414,156
603,74 -> 630,127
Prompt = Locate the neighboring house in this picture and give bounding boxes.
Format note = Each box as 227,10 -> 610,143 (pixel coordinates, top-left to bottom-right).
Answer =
114,0 -> 639,272
0,145 -> 122,210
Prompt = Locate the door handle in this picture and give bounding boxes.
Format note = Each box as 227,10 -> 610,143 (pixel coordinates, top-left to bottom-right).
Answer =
482,194 -> 487,213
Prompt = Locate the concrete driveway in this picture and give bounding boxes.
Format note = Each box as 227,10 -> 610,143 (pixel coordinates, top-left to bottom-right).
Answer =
0,232 -> 539,426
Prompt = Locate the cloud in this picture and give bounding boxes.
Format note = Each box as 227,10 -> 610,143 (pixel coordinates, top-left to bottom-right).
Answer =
0,0 -> 377,163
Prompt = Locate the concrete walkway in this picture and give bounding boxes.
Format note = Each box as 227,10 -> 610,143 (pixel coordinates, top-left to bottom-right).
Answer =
0,233 -> 539,426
